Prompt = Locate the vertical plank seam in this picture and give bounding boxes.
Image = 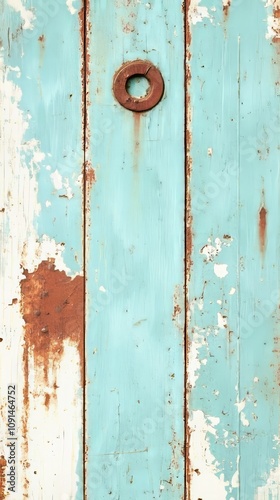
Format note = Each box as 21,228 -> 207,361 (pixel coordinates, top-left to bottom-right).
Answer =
184,1 -> 191,498
83,1 -> 88,498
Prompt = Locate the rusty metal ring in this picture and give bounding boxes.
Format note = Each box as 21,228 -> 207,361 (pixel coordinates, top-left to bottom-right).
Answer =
113,60 -> 164,112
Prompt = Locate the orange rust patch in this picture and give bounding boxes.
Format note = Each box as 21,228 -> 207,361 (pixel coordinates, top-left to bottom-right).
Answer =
259,205 -> 267,254
85,161 -> 96,189
223,1 -> 231,17
273,7 -> 280,43
0,456 -> 6,499
20,259 -> 84,400
38,34 -> 45,43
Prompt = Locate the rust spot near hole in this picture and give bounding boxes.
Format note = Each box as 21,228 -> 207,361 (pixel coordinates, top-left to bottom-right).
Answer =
0,456 -> 6,499
259,205 -> 267,254
133,112 -> 141,171
38,34 -> 45,43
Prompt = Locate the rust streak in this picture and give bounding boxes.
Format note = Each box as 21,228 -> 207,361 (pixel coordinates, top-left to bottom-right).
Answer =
0,456 -> 6,500
259,205 -> 267,254
133,112 -> 141,171
223,1 -> 231,17
79,3 -> 91,498
185,1 -> 192,498
21,259 -> 84,387
273,6 -> 280,43
85,160 -> 96,189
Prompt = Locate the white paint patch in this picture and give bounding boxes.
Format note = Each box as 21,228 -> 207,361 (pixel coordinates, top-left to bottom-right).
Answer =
264,0 -> 280,41
189,410 -> 229,499
51,169 -> 63,190
235,398 -> 246,413
188,0 -> 212,25
99,285 -> 106,292
46,200 -> 51,207
240,412 -> 250,427
0,56 -> 81,498
208,147 -> 213,156
217,312 -> 227,329
25,341 -> 82,499
188,327 -> 208,388
7,0 -> 35,29
66,0 -> 77,14
255,460 -> 280,499
214,263 -> 228,278
229,287 -> 236,295
254,377 -> 259,383
231,455 -> 240,489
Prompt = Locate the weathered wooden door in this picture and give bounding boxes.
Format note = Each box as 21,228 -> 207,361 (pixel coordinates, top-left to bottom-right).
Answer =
1,1 -> 280,499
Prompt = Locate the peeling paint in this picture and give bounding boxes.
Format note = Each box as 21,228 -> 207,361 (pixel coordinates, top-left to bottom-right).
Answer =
264,0 -> 280,42
256,462 -> 280,498
188,0 -> 212,25
189,410 -> 229,499
66,0 -> 78,15
6,0 -> 35,30
0,23 -> 83,495
214,263 -> 228,278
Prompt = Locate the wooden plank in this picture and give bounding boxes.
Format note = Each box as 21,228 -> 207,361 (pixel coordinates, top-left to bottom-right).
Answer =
0,1 -> 84,498
188,1 -> 280,498
85,1 -> 185,498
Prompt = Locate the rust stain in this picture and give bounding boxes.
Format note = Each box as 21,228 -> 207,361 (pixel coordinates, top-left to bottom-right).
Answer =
259,205 -> 267,254
20,259 -> 84,389
38,34 -> 45,68
185,1 -> 192,497
79,1 -> 91,152
223,1 -> 231,17
273,6 -> 280,43
133,112 -> 141,171
0,456 -> 6,499
85,160 -> 96,189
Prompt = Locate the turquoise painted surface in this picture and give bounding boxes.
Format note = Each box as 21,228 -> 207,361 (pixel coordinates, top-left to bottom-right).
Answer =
86,1 -> 185,498
189,1 -> 280,498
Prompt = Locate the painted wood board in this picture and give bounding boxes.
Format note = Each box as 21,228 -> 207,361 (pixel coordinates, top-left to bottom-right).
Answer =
85,1 -> 185,498
188,1 -> 280,498
0,1 -> 84,498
